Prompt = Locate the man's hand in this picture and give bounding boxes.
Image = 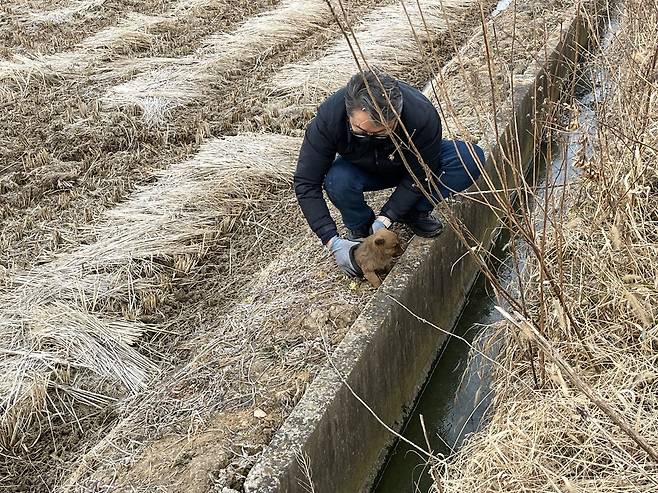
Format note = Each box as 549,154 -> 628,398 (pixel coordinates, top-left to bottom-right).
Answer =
371,215 -> 392,234
326,236 -> 360,277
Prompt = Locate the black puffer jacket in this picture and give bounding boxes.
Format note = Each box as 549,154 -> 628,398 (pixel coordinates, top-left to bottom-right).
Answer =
294,81 -> 443,244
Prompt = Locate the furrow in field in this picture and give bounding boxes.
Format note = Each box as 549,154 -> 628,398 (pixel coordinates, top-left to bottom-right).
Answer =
0,2 -> 397,490
0,13 -> 166,79
0,0 -> 484,426
0,0 -> 398,454
0,0 -> 482,328
0,134 -> 308,492
46,2 -> 511,488
18,0 -> 107,25
0,0 -> 180,55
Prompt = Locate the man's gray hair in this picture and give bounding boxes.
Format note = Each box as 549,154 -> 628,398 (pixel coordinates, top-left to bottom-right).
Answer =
345,69 -> 403,124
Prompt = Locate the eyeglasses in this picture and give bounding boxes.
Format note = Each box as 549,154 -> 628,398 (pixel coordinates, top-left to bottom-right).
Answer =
348,120 -> 395,140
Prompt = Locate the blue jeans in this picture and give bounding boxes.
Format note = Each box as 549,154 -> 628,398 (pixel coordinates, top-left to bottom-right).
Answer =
323,140 -> 485,231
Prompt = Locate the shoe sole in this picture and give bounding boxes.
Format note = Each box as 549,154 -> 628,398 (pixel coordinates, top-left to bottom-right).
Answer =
406,224 -> 444,238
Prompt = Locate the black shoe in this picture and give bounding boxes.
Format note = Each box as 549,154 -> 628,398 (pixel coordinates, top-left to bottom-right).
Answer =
403,211 -> 444,237
346,212 -> 375,241
347,226 -> 369,242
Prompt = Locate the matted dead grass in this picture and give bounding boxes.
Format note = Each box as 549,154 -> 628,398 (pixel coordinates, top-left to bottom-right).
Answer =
0,133 -> 298,442
59,230 -> 375,492
22,0 -> 107,24
434,1 -> 658,491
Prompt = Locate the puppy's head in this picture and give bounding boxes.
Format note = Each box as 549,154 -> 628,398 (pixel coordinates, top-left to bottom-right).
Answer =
372,229 -> 403,257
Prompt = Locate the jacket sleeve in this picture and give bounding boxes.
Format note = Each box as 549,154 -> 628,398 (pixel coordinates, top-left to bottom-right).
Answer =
380,112 -> 442,221
294,115 -> 339,244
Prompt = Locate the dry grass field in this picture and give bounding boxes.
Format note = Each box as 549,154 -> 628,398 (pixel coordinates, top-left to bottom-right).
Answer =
0,0 -> 591,491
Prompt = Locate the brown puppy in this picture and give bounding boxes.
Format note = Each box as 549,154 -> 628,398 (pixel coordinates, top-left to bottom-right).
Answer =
353,229 -> 403,288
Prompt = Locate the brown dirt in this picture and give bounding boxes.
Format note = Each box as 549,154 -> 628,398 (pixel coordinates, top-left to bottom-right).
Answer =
2,394 -> 119,492
114,410 -> 260,493
144,0 -> 280,58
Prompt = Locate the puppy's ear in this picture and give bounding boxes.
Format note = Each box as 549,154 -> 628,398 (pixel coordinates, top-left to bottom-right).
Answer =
375,238 -> 385,245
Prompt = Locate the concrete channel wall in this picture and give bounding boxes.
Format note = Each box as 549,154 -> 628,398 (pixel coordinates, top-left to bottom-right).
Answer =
245,3 -> 603,492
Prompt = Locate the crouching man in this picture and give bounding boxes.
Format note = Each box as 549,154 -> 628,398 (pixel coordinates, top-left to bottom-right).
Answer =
294,69 -> 485,277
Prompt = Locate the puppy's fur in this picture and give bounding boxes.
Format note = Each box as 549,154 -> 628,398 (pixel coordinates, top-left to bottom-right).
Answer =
354,229 -> 403,288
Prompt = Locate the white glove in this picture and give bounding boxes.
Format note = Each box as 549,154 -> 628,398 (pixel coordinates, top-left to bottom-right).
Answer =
327,236 -> 360,277
370,215 -> 392,234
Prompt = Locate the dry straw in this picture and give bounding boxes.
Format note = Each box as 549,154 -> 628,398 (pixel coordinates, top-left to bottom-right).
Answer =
20,0 -> 106,25
0,0 -> 216,82
0,133 -> 300,450
0,14 -> 161,80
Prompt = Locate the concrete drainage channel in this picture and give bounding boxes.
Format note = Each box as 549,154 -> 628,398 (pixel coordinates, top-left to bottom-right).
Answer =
373,223 -> 508,493
245,2 -> 608,492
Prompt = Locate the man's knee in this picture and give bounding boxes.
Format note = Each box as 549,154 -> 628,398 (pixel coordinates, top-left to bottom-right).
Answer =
456,140 -> 485,164
441,140 -> 485,175
457,142 -> 485,174
323,158 -> 363,203
434,140 -> 486,197
471,144 -> 485,165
